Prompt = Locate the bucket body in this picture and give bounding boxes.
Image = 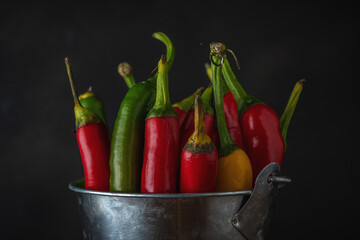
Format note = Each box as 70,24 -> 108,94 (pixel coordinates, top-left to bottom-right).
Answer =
69,163 -> 286,240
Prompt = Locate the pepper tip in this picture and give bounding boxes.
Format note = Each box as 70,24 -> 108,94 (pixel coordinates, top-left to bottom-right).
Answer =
299,78 -> 306,85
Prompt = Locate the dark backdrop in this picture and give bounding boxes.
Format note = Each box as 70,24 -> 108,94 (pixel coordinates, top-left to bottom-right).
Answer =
1,1 -> 358,239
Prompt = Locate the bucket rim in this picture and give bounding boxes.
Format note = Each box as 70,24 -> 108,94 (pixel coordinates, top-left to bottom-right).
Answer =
68,179 -> 253,198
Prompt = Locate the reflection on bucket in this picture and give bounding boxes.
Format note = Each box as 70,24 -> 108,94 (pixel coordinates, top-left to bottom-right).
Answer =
69,163 -> 290,240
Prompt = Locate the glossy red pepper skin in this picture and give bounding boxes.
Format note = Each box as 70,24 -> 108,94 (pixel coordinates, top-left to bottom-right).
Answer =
240,104 -> 285,181
180,149 -> 218,193
223,91 -> 243,149
65,57 -> 111,192
141,117 -> 179,193
76,123 -> 111,191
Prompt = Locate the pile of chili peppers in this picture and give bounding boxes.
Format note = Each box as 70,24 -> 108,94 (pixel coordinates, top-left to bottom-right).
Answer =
66,32 -> 305,193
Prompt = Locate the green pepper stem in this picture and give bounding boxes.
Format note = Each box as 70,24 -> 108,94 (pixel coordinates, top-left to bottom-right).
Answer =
118,62 -> 136,88
193,95 -> 205,137
222,58 -> 247,101
206,61 -> 229,95
212,56 -> 237,156
185,95 -> 214,151
152,32 -> 175,71
280,79 -> 305,148
154,55 -> 171,108
65,57 -> 80,105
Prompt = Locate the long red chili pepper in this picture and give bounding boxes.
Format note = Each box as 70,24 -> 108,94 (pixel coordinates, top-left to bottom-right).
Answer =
65,57 -> 110,191
173,87 -> 205,127
180,95 -> 218,193
141,55 -> 179,193
205,63 -> 243,149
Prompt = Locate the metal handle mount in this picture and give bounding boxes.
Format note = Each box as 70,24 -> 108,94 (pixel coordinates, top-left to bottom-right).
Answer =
231,163 -> 291,240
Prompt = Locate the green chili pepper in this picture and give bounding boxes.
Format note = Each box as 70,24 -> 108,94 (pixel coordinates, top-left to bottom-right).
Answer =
118,62 -> 136,88
109,32 -> 175,192
78,86 -> 108,128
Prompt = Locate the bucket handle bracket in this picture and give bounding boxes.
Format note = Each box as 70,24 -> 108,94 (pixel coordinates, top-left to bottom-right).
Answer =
231,163 -> 291,240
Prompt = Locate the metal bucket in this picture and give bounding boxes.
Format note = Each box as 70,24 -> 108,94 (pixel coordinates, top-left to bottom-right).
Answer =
69,163 -> 290,240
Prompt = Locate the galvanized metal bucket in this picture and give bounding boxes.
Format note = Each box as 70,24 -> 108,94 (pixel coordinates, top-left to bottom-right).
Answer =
69,163 -> 290,240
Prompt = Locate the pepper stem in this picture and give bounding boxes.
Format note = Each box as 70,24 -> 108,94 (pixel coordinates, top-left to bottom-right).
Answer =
187,95 -> 212,146
154,55 -> 171,108
205,60 -> 229,96
65,57 -> 101,129
152,32 -> 175,71
222,59 -> 247,102
193,95 -> 205,136
211,54 -> 238,156
118,62 -> 136,88
280,79 -> 305,149
65,57 -> 80,105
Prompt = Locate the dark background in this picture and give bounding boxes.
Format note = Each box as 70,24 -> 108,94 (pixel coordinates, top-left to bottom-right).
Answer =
1,1 -> 358,239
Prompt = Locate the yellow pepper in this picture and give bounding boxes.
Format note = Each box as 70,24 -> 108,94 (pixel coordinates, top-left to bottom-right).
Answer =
210,43 -> 253,191
215,149 -> 252,192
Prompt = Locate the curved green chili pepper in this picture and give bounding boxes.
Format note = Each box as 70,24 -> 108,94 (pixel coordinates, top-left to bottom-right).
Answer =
109,32 -> 175,192
78,86 -> 108,128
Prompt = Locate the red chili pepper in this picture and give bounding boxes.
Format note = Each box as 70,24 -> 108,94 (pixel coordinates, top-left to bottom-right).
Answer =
223,91 -> 243,148
141,55 -> 179,193
65,57 -> 110,191
173,87 -> 205,127
180,95 -> 218,193
215,43 -> 304,181
205,63 -> 243,149
219,53 -> 283,181
210,127 -> 220,150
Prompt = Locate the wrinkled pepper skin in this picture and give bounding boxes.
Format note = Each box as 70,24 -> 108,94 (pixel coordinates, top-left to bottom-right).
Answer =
180,149 -> 218,193
141,117 -> 179,193
240,104 -> 285,181
223,91 -> 243,149
77,123 -> 110,191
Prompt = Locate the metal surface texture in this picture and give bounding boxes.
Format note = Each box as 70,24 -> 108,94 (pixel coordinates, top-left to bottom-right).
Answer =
69,163 -> 290,240
232,163 -> 289,240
